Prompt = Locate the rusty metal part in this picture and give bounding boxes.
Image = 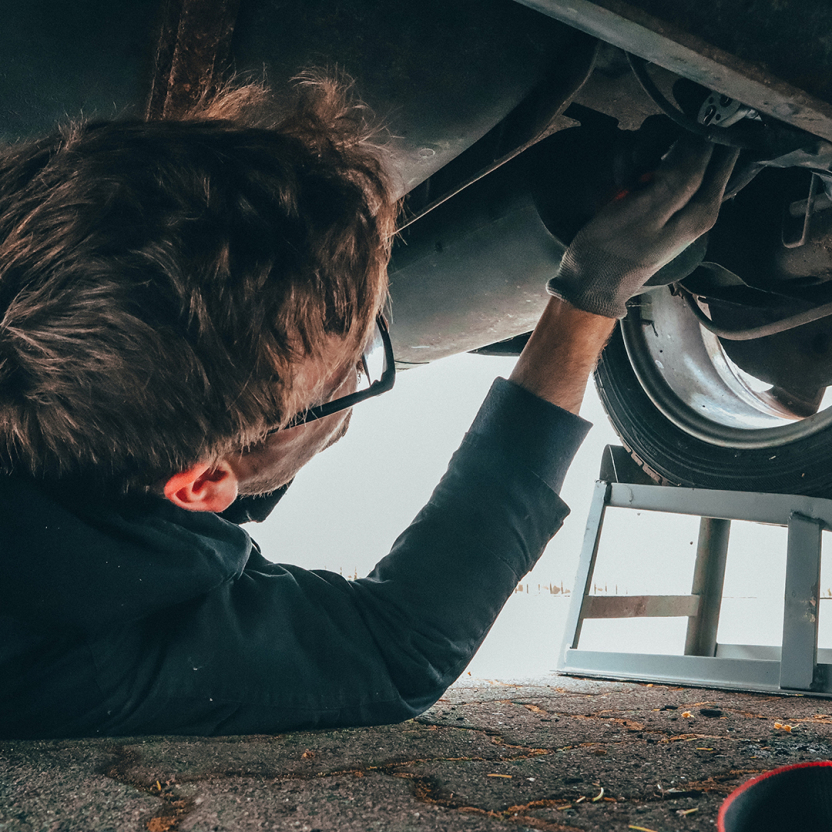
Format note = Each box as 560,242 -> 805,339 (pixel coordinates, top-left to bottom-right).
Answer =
777,184 -> 832,274
514,0 -> 832,142
583,594 -> 702,619
783,174 -> 823,249
146,0 -> 241,120
711,302 -> 832,396
683,290 -> 832,342
570,41 -> 674,131
768,384 -> 826,419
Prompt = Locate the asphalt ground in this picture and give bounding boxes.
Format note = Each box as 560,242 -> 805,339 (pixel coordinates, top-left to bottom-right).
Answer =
3,675 -> 832,832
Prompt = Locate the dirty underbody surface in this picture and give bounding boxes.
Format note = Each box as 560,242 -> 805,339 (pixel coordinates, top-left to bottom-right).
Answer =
4,675 -> 832,832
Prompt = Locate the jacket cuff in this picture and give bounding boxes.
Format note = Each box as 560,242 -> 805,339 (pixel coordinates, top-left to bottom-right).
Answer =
463,377 -> 591,492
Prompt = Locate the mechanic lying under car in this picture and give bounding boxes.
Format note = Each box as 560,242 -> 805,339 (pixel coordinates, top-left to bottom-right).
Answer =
0,78 -> 737,738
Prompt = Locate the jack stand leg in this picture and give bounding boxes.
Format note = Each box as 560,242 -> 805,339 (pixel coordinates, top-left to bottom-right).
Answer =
685,518 -> 731,657
560,481 -> 609,659
780,512 -> 823,691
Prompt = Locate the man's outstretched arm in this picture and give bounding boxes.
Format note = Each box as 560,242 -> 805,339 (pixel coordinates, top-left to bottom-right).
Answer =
510,299 -> 615,415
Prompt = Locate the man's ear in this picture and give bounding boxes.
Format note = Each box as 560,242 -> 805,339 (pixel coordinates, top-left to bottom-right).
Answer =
163,460 -> 239,513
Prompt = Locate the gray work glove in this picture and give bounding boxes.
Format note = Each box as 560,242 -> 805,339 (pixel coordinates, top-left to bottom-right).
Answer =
546,137 -> 740,319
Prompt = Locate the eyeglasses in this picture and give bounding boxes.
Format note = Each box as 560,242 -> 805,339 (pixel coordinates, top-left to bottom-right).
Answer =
269,315 -> 396,433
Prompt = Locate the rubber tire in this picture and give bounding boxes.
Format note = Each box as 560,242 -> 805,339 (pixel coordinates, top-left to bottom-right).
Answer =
594,324 -> 832,497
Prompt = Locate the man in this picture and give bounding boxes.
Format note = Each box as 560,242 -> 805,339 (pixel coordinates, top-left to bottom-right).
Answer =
0,78 -> 737,738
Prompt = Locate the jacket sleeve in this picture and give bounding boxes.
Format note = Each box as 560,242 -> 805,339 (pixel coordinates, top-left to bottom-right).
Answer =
81,380 -> 590,736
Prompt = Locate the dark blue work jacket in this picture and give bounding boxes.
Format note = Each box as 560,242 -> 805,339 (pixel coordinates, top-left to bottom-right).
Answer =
0,379 -> 588,738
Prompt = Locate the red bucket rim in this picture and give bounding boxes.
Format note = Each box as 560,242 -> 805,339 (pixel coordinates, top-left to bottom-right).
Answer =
717,760 -> 832,831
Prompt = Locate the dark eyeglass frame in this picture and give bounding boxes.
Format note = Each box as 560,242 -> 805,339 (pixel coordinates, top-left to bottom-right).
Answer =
268,315 -> 396,434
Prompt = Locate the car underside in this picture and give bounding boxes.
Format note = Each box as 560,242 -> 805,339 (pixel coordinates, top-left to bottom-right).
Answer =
6,0 -> 832,495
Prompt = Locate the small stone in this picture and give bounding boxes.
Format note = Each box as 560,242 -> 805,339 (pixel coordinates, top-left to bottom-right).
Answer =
700,708 -> 723,718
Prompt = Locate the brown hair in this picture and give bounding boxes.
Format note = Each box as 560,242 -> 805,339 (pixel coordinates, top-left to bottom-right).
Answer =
0,75 -> 398,491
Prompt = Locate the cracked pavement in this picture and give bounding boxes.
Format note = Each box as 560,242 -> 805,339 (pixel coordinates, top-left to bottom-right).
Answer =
3,675 -> 832,831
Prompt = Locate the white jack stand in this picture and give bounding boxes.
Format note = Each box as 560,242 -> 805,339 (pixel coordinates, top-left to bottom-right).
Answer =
559,446 -> 832,696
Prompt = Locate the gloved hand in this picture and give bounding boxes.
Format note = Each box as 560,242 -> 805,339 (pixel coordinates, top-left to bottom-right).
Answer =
546,137 -> 740,319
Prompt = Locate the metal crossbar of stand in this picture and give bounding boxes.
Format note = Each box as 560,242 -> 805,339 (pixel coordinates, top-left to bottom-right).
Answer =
558,446 -> 832,696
